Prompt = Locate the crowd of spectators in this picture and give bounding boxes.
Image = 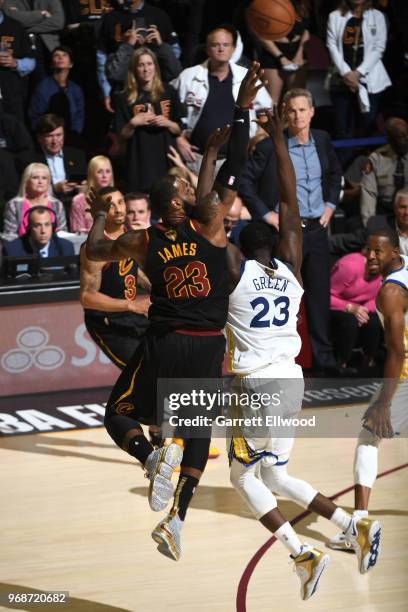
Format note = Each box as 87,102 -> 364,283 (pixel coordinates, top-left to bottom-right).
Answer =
0,0 -> 407,376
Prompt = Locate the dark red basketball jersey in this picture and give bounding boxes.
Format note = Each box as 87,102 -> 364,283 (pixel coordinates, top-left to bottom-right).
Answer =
144,219 -> 228,332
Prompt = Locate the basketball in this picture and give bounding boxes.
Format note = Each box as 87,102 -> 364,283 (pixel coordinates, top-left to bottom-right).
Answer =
246,0 -> 296,41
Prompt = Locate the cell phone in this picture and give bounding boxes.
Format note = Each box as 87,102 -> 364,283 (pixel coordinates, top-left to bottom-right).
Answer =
135,17 -> 150,39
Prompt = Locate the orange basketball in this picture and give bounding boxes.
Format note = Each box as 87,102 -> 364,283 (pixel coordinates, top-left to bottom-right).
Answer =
246,0 -> 296,41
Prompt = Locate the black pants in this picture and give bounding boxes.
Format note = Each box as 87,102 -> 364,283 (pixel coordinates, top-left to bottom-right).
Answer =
104,330 -> 226,471
85,312 -> 149,370
330,310 -> 382,365
302,224 -> 336,370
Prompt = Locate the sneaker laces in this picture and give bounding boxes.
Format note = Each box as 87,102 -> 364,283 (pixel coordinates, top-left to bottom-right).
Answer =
341,531 -> 353,548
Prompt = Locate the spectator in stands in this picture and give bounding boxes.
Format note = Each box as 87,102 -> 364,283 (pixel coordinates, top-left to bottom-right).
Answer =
63,2 -> 113,152
97,0 -> 180,113
64,0 -> 112,28
125,191 -> 151,229
0,149 -> 19,225
239,88 -> 342,373
393,187 -> 408,255
4,0 -> 65,82
0,0 -> 36,121
18,114 -> 87,212
29,46 -> 85,134
70,155 -> 114,234
361,117 -> 408,225
156,0 -> 205,67
330,247 -> 382,374
3,162 -> 66,240
113,47 -> 183,195
326,0 -> 391,147
171,24 -> 272,175
2,205 -> 74,256
330,186 -> 408,257
105,16 -> 182,91
0,96 -> 33,155
246,0 -> 310,104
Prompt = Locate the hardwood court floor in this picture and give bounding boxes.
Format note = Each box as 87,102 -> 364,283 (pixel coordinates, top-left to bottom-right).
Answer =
1,405 -> 407,612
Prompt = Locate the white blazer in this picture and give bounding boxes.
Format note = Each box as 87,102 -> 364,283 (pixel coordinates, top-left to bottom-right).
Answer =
171,60 -> 272,138
326,9 -> 391,94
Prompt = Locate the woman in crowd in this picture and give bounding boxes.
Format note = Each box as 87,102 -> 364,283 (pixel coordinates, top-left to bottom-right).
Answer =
113,47 -> 184,201
326,0 -> 391,147
247,0 -> 310,104
69,156 -> 114,234
3,163 -> 66,241
330,247 -> 382,374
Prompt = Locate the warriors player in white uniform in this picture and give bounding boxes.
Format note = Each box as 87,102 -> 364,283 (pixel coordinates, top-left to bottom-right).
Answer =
330,229 -> 408,550
226,109 -> 382,600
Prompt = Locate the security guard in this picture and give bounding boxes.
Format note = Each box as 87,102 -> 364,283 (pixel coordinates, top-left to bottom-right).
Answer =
361,117 -> 408,225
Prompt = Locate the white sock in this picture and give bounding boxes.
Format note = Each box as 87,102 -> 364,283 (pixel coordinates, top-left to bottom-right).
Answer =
353,509 -> 369,519
331,507 -> 352,531
274,521 -> 303,557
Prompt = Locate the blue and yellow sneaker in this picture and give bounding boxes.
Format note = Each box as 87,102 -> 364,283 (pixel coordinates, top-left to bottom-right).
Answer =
345,516 -> 381,574
292,544 -> 330,600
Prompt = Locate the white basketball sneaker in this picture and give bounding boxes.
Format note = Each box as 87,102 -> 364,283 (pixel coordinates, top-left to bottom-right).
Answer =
144,444 -> 183,512
344,516 -> 382,574
292,544 -> 330,600
152,510 -> 182,561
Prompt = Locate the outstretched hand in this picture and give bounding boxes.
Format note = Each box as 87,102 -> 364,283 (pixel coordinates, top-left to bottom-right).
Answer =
85,188 -> 112,218
206,125 -> 232,151
255,105 -> 285,142
236,61 -> 268,109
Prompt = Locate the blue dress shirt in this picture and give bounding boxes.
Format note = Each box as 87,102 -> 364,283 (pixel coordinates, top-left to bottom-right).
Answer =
287,133 -> 335,218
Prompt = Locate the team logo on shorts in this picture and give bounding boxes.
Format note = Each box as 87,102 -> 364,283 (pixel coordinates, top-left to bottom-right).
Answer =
165,229 -> 177,242
116,402 -> 135,414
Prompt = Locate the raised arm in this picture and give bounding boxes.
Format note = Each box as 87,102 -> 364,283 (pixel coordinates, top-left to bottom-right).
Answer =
195,125 -> 231,203
85,190 -> 148,265
194,62 -> 267,244
259,108 -> 302,280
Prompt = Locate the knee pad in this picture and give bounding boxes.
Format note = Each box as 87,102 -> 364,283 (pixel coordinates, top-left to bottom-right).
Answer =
354,430 -> 379,488
104,412 -> 142,448
230,459 -> 277,519
261,463 -> 318,509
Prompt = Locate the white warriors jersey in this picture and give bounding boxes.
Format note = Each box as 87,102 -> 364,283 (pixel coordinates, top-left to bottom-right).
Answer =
226,258 -> 304,374
378,254 -> 408,379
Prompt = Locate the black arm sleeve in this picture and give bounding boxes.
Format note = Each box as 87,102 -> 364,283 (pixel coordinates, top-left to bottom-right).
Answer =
216,107 -> 250,191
